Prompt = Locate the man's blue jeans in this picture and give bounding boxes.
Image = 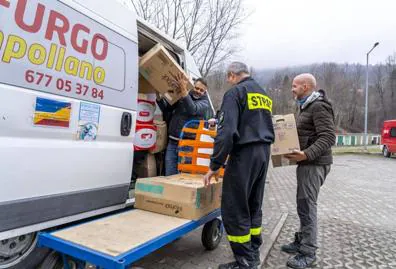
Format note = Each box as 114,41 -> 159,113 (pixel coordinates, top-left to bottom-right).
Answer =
165,139 -> 179,176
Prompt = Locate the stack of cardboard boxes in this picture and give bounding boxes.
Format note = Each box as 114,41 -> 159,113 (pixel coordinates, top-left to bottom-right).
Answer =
134,43 -> 193,153
134,43 -> 222,221
133,43 -> 300,221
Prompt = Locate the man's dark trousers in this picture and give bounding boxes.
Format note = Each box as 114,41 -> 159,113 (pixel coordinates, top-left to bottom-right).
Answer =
296,164 -> 331,255
221,143 -> 270,267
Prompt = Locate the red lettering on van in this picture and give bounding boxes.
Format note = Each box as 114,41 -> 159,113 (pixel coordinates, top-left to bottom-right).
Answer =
15,0 -> 45,33
91,34 -> 108,61
0,0 -> 10,8
45,10 -> 70,46
10,0 -> 110,61
71,24 -> 90,54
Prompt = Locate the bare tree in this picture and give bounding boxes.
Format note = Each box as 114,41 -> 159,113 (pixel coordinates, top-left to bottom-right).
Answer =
206,66 -> 227,110
131,0 -> 247,77
258,58 -> 396,134
373,64 -> 387,122
385,54 -> 396,118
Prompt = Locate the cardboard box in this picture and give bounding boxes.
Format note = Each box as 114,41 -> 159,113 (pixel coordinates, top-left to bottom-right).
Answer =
271,155 -> 297,168
138,93 -> 156,103
135,173 -> 222,220
150,120 -> 167,154
153,102 -> 163,121
271,114 -> 300,167
135,153 -> 157,178
139,43 -> 194,105
138,75 -> 156,94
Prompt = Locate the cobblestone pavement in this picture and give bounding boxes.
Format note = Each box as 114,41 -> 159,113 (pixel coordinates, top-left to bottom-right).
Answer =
132,155 -> 396,268
264,155 -> 396,269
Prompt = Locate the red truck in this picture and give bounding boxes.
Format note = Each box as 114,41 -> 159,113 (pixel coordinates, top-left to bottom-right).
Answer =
381,120 -> 396,157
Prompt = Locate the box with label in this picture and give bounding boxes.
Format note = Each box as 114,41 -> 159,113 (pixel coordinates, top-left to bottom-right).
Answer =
271,114 -> 300,167
149,120 -> 167,154
134,124 -> 157,151
135,173 -> 222,220
139,43 -> 194,105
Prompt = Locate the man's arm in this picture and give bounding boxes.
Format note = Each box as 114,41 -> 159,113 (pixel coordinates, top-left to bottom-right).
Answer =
303,102 -> 336,161
156,96 -> 172,113
178,94 -> 210,117
209,91 -> 240,171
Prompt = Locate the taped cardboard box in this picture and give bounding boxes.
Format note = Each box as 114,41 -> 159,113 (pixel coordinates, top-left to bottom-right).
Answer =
149,120 -> 167,154
139,43 -> 194,105
135,173 -> 222,220
271,114 -> 300,167
135,153 -> 157,178
138,75 -> 156,94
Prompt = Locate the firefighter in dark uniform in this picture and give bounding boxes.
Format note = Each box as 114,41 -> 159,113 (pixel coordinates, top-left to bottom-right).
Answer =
204,62 -> 275,269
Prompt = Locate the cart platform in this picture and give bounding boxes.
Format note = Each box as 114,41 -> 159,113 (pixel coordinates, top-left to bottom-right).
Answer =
38,208 -> 222,269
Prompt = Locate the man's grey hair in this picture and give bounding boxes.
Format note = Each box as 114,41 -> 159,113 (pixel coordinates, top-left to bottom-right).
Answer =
227,62 -> 250,75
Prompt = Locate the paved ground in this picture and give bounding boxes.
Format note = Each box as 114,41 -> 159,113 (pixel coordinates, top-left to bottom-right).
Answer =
264,155 -> 396,269
131,154 -> 396,269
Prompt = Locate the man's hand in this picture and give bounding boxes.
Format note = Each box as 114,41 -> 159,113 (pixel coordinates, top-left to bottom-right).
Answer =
155,91 -> 162,101
203,169 -> 220,187
208,118 -> 217,130
284,150 -> 308,162
175,73 -> 189,97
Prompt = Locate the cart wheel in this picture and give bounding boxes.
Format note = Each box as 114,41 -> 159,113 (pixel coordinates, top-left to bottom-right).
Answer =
202,219 -> 223,250
39,252 -> 81,269
39,251 -> 63,269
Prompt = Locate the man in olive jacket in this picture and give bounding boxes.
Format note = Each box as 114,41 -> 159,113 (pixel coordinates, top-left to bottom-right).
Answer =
282,73 -> 335,269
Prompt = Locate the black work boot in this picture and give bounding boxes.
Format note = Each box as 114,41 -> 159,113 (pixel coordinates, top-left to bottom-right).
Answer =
286,253 -> 316,269
281,232 -> 301,254
252,252 -> 262,267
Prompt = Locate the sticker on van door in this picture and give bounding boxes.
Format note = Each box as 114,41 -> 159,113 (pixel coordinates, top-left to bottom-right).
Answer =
0,0 -> 138,110
33,97 -> 71,128
78,102 -> 100,141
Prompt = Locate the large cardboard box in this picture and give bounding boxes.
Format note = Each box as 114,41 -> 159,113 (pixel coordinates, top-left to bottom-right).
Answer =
150,120 -> 167,154
139,44 -> 194,105
138,75 -> 156,94
271,114 -> 300,167
135,173 -> 222,220
135,153 -> 157,178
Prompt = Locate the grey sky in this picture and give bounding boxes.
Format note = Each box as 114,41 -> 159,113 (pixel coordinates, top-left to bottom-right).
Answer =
235,0 -> 396,69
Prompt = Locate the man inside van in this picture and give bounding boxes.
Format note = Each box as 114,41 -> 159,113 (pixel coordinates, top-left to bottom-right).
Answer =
157,75 -> 212,176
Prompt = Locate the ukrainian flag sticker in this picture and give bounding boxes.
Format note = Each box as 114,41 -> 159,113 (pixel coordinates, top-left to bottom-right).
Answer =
33,97 -> 72,128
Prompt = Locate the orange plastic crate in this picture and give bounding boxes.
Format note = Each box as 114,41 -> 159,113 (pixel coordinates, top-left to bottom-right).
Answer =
178,120 -> 224,177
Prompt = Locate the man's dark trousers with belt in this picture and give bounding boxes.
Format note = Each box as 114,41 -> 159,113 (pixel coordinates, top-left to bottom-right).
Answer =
222,143 -> 270,266
209,77 -> 275,268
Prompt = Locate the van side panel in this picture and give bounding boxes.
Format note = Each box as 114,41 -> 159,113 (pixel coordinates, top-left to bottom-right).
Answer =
0,0 -> 138,109
0,0 -> 138,234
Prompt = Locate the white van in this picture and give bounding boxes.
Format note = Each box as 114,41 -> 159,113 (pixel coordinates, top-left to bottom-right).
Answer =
0,0 -> 210,268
